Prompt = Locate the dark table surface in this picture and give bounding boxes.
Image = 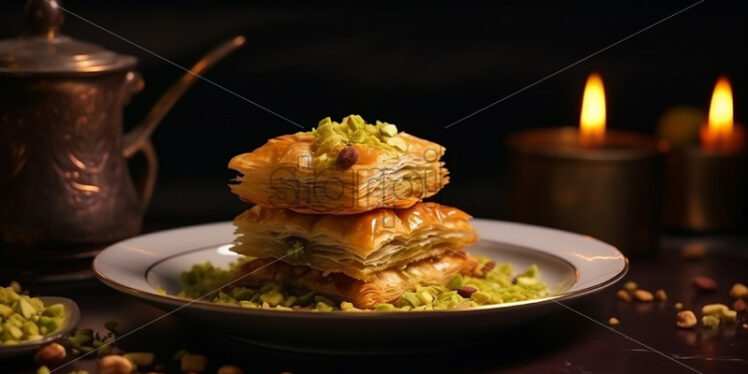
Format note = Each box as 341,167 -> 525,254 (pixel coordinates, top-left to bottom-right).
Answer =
4,234 -> 748,374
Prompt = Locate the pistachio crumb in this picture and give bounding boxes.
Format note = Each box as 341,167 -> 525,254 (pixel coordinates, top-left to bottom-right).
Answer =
34,343 -> 66,366
701,303 -> 729,316
99,355 -> 133,374
608,317 -> 620,326
674,302 -> 684,310
634,289 -> 653,302
722,309 -> 737,323
616,289 -> 631,302
729,283 -> 748,300
623,281 -> 638,292
701,315 -> 720,328
676,310 -> 697,329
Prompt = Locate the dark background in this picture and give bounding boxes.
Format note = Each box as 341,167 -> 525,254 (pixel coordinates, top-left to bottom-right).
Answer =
1,0 -> 745,228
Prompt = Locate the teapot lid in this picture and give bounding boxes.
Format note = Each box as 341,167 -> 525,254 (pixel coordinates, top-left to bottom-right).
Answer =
0,0 -> 136,75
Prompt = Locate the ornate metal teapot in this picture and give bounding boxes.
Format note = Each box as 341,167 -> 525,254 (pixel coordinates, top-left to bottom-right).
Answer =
0,0 -> 244,276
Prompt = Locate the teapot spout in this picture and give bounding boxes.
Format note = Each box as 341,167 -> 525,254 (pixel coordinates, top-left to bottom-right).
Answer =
123,35 -> 246,157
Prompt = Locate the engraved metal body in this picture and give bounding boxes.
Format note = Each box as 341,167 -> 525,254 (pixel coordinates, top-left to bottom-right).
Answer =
0,0 -> 244,278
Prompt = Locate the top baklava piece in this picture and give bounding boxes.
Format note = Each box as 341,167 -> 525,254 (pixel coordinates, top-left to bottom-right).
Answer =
228,115 -> 449,214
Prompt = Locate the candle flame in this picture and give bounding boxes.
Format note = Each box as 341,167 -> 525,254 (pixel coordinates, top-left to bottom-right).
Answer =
580,73 -> 606,146
708,77 -> 733,136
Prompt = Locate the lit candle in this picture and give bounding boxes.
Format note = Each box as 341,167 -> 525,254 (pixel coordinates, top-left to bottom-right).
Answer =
663,76 -> 747,231
700,77 -> 745,152
507,73 -> 661,256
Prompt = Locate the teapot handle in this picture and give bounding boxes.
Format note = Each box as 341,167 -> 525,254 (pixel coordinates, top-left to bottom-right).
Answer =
122,35 -> 246,210
126,139 -> 158,211
122,71 -> 157,210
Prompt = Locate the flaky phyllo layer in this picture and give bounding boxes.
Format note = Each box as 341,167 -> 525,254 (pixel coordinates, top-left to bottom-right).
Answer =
235,253 -> 479,309
228,116 -> 449,214
231,203 -> 478,281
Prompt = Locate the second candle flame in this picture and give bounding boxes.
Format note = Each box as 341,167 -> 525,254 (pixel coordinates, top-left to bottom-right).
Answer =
708,77 -> 733,137
580,73 -> 606,147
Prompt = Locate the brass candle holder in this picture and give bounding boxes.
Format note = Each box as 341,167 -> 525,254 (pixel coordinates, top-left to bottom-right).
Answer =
664,146 -> 747,231
508,128 -> 661,256
507,73 -> 662,256
664,77 -> 747,232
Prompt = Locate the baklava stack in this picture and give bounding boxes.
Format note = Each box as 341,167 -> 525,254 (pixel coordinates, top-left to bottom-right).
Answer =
228,115 -> 478,308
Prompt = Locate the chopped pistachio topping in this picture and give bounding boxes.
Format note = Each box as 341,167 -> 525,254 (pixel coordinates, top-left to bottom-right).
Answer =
702,315 -> 720,328
174,257 -> 547,311
310,115 -> 407,167
0,286 -> 66,345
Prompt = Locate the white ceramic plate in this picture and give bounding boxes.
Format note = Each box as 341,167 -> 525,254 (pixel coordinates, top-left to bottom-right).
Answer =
94,219 -> 627,353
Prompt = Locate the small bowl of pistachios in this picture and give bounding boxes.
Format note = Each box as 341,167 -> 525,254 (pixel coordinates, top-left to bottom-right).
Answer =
0,285 -> 80,359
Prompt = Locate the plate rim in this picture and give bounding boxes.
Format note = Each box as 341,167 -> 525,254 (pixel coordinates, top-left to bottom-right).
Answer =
93,219 -> 628,318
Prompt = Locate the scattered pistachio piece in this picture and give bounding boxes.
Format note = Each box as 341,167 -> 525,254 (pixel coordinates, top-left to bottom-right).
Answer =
701,315 -> 720,329
701,303 -> 729,316
176,258 -> 546,311
729,283 -> 748,300
380,124 -> 398,137
124,352 -> 155,368
374,303 -> 396,312
385,136 -> 408,152
674,302 -> 684,310
692,276 -> 717,292
655,289 -> 667,301
315,302 -> 333,312
34,342 -> 66,366
416,289 -> 434,305
722,309 -> 737,323
259,290 -> 284,306
623,281 -> 638,292
616,289 -> 631,302
608,317 -> 620,326
99,354 -> 134,374
36,366 -> 50,374
340,301 -> 358,311
634,289 -> 654,302
181,354 -> 207,373
676,310 -> 697,329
